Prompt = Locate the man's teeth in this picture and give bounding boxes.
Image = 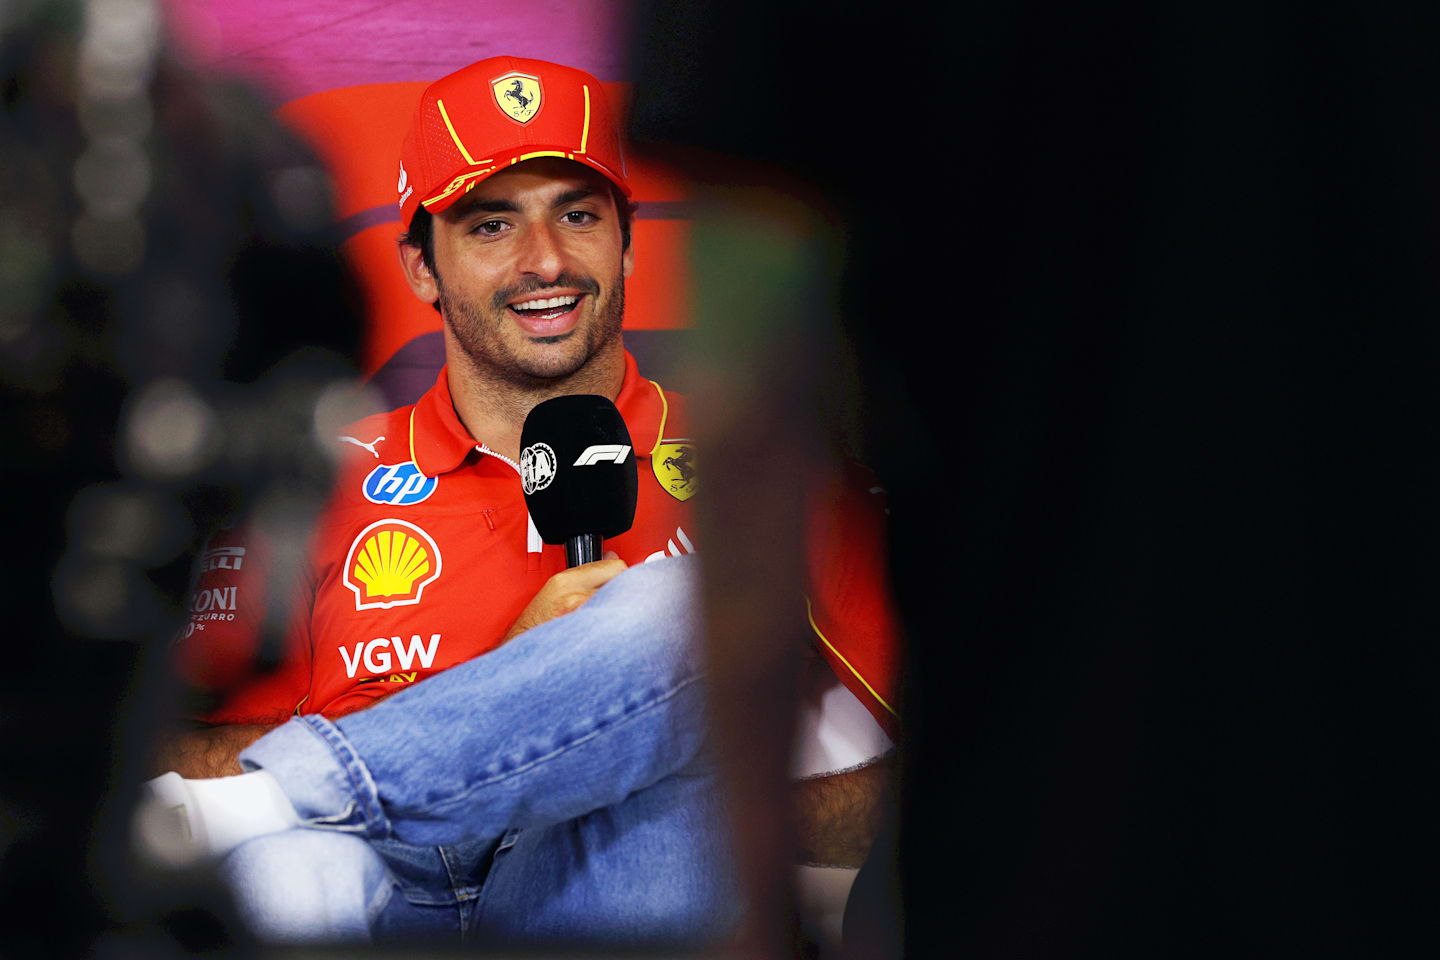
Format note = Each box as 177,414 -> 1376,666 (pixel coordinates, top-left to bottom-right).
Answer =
512,295 -> 579,311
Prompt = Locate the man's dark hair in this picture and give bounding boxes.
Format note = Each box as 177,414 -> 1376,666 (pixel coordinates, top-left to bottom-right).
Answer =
400,182 -> 635,313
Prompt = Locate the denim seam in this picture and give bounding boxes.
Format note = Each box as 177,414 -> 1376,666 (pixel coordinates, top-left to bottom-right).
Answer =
466,832 -> 512,929
436,845 -> 482,902
394,671 -> 703,819
366,871 -> 397,921
437,844 -> 459,893
298,714 -> 391,836
301,800 -> 369,833
394,890 -> 469,907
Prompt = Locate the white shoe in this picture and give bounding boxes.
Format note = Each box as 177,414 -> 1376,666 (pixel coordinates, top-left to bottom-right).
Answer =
134,769 -> 300,867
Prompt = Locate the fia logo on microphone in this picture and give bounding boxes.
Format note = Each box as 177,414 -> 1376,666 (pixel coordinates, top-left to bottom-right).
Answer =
520,442 -> 557,494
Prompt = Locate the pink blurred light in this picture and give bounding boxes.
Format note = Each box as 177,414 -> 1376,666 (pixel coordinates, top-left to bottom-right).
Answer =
161,0 -> 636,102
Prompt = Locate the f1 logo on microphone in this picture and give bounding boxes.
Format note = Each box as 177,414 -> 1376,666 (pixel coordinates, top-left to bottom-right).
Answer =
573,444 -> 632,466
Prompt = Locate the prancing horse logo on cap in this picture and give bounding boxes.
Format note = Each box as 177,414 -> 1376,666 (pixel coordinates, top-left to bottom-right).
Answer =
492,73 -> 541,124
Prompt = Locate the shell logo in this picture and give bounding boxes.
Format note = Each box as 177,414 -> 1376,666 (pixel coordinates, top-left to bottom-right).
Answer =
342,519 -> 442,611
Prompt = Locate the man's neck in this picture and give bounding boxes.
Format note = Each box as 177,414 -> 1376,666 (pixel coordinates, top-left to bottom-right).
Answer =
443,335 -> 627,463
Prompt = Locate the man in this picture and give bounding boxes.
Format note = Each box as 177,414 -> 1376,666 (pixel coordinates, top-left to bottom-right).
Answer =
149,56 -> 899,945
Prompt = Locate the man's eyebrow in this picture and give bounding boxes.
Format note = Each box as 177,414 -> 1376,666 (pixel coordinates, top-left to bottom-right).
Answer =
453,196 -> 519,216
552,187 -> 598,208
450,188 -> 596,218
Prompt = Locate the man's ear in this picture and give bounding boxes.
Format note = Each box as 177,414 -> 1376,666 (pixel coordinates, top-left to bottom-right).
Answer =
398,240 -> 439,305
622,235 -> 635,280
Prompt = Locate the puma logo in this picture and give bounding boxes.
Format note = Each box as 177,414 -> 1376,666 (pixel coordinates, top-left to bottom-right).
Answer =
339,435 -> 385,458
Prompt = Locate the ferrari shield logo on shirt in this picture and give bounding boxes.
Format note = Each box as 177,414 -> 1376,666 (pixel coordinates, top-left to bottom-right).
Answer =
342,519 -> 442,611
492,73 -> 541,123
362,462 -> 437,506
651,439 -> 697,502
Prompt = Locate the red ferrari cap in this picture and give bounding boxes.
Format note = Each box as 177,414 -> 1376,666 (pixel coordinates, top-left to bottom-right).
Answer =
397,56 -> 631,230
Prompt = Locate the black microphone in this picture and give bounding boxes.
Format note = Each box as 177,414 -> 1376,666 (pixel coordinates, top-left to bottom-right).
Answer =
519,395 -> 638,567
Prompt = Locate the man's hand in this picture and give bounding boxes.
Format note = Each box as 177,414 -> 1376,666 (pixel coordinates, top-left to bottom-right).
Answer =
502,553 -> 628,642
152,723 -> 278,778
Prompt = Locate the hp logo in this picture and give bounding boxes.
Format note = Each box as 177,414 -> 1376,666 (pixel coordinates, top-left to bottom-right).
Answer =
363,463 -> 438,506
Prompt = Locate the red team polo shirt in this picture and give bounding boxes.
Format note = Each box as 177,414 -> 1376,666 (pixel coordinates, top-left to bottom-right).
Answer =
177,351 -> 901,737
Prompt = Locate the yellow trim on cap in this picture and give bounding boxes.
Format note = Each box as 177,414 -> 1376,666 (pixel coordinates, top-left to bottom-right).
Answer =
647,379 -> 669,454
804,595 -> 898,719
436,98 -> 480,165
422,168 -> 494,208
579,84 -> 591,154
513,150 -> 568,164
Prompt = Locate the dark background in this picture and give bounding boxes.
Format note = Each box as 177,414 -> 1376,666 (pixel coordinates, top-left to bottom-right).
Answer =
4,0 -> 1439,955
632,1 -> 1439,954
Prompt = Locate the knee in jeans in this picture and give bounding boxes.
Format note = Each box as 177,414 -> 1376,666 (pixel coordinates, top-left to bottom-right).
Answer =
221,830 -> 393,942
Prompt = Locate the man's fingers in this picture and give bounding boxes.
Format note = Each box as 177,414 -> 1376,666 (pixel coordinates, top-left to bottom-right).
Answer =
501,557 -> 631,643
558,592 -> 590,615
555,555 -> 628,592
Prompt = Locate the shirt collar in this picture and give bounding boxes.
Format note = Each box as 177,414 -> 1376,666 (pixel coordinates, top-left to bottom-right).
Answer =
408,350 -> 671,477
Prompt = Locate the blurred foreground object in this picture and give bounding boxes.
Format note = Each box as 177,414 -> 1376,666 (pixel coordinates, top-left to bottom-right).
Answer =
0,0 -> 364,953
633,1 -> 1440,956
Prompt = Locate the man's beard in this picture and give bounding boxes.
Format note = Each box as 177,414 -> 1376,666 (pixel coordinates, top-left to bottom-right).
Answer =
438,269 -> 625,386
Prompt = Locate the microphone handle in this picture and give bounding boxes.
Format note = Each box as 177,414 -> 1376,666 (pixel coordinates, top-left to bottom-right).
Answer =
565,533 -> 603,568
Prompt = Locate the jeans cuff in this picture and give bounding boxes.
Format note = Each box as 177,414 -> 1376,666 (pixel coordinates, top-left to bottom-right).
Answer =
240,715 -> 392,839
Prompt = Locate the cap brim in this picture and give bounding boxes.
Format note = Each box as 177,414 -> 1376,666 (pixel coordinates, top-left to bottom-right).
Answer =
419,149 -> 631,219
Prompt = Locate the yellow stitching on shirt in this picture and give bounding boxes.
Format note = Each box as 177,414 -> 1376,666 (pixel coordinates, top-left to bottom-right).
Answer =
804,594 -> 898,719
409,408 -> 424,475
647,379 -> 668,454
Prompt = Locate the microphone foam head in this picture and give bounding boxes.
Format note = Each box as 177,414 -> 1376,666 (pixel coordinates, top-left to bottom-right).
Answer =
519,394 -> 638,543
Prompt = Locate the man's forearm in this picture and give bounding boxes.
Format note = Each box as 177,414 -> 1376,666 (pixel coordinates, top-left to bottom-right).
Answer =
794,756 -> 893,867
152,723 -> 278,778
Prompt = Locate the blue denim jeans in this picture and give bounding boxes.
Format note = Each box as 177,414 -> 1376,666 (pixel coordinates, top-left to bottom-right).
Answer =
224,555 -> 739,946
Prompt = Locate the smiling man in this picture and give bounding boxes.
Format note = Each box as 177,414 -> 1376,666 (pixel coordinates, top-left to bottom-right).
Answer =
420,160 -> 628,371
148,57 -> 900,947
161,58 -> 706,730
404,156 -> 632,455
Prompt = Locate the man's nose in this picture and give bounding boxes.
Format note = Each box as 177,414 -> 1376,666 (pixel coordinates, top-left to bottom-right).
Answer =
517,221 -> 564,282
